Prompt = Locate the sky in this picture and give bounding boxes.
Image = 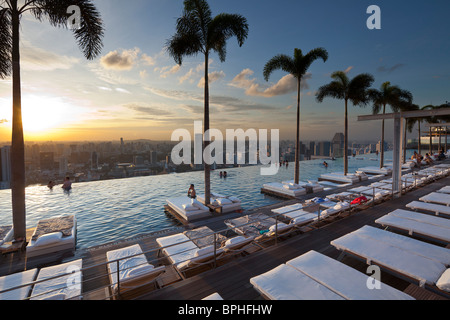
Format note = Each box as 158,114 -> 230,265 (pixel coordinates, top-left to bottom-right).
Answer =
0,0 -> 449,143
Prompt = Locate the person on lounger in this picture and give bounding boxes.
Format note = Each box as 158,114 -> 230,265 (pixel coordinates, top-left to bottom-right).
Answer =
187,184 -> 196,199
424,153 -> 434,165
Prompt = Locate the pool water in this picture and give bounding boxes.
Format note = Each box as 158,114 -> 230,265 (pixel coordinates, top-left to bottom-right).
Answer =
0,150 -> 412,249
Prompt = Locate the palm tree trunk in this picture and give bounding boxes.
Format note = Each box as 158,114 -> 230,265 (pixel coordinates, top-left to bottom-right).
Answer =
294,78 -> 300,184
429,128 -> 432,154
344,99 -> 348,175
11,3 -> 26,241
203,52 -> 210,205
380,104 -> 386,169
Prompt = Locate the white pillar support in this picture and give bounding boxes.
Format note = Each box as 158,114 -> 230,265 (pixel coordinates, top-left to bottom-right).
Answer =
392,116 -> 404,198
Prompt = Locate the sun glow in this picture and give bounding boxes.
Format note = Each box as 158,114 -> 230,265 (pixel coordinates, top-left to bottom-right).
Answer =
1,94 -> 84,135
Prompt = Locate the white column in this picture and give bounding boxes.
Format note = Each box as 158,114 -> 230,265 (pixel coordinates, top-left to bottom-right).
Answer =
392,116 -> 404,197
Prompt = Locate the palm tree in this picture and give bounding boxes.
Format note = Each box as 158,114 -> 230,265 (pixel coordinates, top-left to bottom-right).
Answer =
368,82 -> 413,169
263,48 -> 328,184
0,0 -> 104,241
166,0 -> 249,205
316,71 -> 374,175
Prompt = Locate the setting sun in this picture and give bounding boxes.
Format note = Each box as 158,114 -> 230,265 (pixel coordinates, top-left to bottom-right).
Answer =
1,94 -> 85,138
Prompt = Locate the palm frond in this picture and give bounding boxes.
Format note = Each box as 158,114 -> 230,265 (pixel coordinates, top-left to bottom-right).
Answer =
29,0 -> 104,60
299,47 -> 328,75
208,13 -> 248,62
315,81 -> 345,102
347,73 -> 374,106
263,54 -> 294,81
0,8 -> 11,79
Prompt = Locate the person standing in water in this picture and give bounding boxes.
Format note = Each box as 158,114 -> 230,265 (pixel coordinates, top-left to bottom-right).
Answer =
62,177 -> 72,191
187,184 -> 196,199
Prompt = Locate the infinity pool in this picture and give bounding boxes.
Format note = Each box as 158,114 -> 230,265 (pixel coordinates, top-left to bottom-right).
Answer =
0,151 -> 411,249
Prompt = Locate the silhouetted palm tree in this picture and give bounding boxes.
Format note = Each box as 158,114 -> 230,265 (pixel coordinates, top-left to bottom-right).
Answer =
316,71 -> 374,175
166,0 -> 249,205
368,82 -> 413,169
264,48 -> 328,184
0,0 -> 104,241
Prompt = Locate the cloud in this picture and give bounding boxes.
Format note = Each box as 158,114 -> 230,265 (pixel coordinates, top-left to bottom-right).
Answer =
377,63 -> 406,73
125,103 -> 174,117
21,46 -> 79,71
156,65 -> 181,78
344,66 -> 354,74
141,54 -> 156,66
115,88 -> 131,94
100,48 -> 140,70
0,119 -> 8,124
197,71 -> 226,88
229,68 -> 311,97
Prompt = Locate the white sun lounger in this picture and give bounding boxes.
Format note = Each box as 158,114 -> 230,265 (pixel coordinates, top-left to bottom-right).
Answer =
375,209 -> 450,243
0,269 -> 38,300
271,203 -> 303,215
262,182 -> 306,198
419,192 -> 450,206
106,244 -> 165,297
250,263 -> 345,300
166,197 -> 211,222
406,201 -> 450,218
156,233 -> 198,268
197,193 -> 242,213
331,229 -> 448,289
26,215 -> 77,259
286,250 -> 414,300
202,292 -> 224,300
349,226 -> 450,266
0,226 -> 14,247
30,259 -> 83,300
437,186 -> 450,194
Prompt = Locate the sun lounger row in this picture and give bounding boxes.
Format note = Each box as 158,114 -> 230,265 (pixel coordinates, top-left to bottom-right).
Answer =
250,250 -> 414,300
156,229 -> 254,277
331,226 -> 450,296
406,201 -> 450,218
0,259 -> 83,300
375,209 -> 450,244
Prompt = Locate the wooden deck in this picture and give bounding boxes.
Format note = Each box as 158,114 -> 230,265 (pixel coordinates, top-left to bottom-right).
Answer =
137,175 -> 450,301
1,165 -> 449,300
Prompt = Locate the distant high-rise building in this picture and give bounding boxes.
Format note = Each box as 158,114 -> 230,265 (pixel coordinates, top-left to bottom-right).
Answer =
331,133 -> 345,158
91,151 -> 99,170
0,146 -> 11,189
40,152 -> 55,171
59,157 -> 68,176
149,151 -> 157,164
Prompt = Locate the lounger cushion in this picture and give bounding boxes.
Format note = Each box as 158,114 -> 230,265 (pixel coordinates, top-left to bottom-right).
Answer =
217,198 -> 233,205
228,196 -> 241,203
437,269 -> 450,292
269,223 -> 290,233
40,293 -> 67,300
34,232 -> 63,247
127,264 -> 155,279
224,236 -> 247,248
195,245 -> 215,257
183,204 -> 199,211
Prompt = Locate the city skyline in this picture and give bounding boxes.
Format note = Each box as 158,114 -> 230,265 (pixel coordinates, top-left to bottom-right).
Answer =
0,0 -> 449,143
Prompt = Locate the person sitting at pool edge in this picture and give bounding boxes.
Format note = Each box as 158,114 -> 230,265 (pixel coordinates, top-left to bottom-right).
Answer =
187,184 -> 196,199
